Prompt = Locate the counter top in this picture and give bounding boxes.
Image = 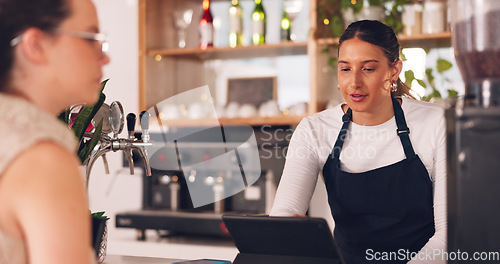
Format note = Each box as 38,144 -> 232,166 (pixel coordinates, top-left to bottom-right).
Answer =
104,255 -> 234,264
104,255 -> 185,264
107,230 -> 238,260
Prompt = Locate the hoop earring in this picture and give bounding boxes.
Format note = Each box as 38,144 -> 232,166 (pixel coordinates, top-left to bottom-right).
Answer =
390,82 -> 397,93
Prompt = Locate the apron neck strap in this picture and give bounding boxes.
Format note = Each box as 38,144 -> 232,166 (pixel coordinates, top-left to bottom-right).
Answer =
331,97 -> 416,160
332,108 -> 352,159
392,96 -> 416,158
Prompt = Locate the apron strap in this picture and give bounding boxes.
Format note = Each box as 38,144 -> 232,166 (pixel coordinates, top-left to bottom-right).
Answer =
332,108 -> 352,159
392,97 -> 416,158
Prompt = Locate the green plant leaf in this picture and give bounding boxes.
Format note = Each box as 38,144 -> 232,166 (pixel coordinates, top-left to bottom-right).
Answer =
331,15 -> 343,37
448,89 -> 459,97
404,70 -> 415,87
321,46 -> 330,54
58,109 -> 70,125
78,121 -> 102,164
343,0 -> 362,13
64,79 -> 108,163
432,88 -> 442,98
73,106 -> 92,140
91,211 -> 110,220
436,58 -> 453,73
79,118 -> 103,164
400,51 -> 407,62
416,79 -> 427,88
328,56 -> 338,67
425,68 -> 434,88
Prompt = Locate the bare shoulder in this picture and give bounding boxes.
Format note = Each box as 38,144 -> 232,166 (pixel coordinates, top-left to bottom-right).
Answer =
1,141 -> 92,262
1,140 -> 87,217
3,140 -> 82,185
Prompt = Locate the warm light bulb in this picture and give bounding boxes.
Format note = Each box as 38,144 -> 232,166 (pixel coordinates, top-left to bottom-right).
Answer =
202,0 -> 209,11
323,18 -> 330,25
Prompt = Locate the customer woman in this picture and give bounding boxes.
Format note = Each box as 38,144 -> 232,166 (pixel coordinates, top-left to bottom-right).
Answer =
0,0 -> 109,263
270,20 -> 446,263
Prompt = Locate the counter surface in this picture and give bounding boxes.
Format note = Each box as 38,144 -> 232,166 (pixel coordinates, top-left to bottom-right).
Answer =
104,255 -> 185,264
107,230 -> 238,260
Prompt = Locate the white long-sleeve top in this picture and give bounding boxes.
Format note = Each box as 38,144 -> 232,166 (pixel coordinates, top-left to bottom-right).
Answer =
270,97 -> 447,263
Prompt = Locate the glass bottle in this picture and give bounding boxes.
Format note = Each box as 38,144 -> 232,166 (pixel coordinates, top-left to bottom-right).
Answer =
251,0 -> 266,45
199,0 -> 214,50
229,0 -> 243,48
280,9 -> 291,42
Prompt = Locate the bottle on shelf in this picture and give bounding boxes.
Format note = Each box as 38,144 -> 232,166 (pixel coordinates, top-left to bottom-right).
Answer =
280,9 -> 291,42
199,0 -> 214,50
229,0 -> 243,48
251,0 -> 266,45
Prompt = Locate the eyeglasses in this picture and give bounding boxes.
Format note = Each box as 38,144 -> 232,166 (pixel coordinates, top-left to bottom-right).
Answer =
10,29 -> 109,54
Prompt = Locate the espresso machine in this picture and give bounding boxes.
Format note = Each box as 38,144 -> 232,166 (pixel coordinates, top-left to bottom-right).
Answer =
115,124 -> 291,239
447,0 -> 500,260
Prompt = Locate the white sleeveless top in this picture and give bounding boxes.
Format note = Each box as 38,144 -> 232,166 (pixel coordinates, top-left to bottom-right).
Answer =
0,93 -> 78,264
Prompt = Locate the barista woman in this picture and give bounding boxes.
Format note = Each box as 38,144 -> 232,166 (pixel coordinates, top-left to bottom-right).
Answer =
270,20 -> 446,263
0,0 -> 109,263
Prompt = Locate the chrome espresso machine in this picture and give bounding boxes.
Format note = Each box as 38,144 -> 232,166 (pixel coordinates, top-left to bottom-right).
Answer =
447,0 -> 500,261
115,124 -> 292,239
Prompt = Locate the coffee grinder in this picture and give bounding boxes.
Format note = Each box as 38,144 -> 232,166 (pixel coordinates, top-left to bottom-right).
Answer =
447,0 -> 500,259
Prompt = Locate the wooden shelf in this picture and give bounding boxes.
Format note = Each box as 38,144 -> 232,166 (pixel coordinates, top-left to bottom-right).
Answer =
152,115 -> 307,127
316,32 -> 451,48
147,41 -> 308,60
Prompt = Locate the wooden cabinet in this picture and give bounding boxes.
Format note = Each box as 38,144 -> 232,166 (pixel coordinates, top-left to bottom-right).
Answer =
138,0 -> 451,127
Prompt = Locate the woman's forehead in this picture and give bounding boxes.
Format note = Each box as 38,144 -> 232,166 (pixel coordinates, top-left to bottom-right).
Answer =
338,38 -> 388,63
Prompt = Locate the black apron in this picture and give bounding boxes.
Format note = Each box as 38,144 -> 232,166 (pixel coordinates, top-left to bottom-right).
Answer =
322,97 -> 435,264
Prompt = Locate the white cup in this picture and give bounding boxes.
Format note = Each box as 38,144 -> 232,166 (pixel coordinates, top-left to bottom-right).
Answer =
238,104 -> 258,118
160,104 -> 181,119
289,102 -> 308,116
224,102 -> 240,118
258,100 -> 281,117
188,102 -> 209,119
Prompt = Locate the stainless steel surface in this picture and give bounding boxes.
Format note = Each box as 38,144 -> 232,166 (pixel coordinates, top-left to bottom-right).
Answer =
109,101 -> 125,138
447,107 -> 500,259
448,0 -> 500,259
93,103 -> 112,134
83,104 -> 153,185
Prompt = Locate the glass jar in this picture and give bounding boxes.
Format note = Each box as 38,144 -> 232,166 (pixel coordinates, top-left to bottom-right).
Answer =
402,1 -> 423,36
450,0 -> 500,107
422,0 -> 446,34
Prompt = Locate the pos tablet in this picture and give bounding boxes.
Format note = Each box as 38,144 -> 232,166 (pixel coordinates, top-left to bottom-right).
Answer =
222,215 -> 345,264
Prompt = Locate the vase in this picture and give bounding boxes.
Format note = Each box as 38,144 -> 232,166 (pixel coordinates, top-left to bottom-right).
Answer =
97,223 -> 108,263
92,216 -> 108,263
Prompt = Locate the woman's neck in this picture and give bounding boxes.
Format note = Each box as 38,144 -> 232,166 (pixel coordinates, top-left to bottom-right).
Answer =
342,98 -> 401,126
6,84 -> 63,116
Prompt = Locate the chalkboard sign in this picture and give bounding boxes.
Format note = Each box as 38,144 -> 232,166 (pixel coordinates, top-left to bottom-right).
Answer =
227,77 -> 277,107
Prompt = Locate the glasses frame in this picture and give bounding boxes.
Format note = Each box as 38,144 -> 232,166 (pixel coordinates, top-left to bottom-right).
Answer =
10,29 -> 109,54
